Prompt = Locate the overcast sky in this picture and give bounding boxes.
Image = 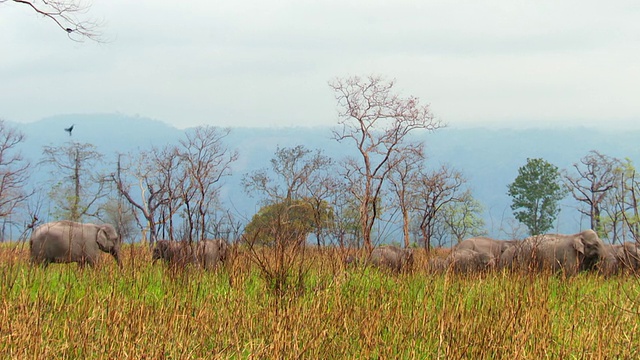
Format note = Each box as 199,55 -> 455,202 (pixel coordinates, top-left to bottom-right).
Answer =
1,0 -> 639,129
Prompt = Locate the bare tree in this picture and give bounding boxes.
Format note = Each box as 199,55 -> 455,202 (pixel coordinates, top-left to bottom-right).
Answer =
112,146 -> 182,244
244,145 -> 327,202
388,143 -> 425,248
564,150 -> 621,233
412,165 -> 465,251
327,178 -> 361,249
0,120 -> 31,221
178,126 -> 238,242
329,75 -> 443,251
4,0 -> 103,41
619,161 -> 640,241
601,158 -> 640,243
40,141 -> 107,221
294,149 -> 338,247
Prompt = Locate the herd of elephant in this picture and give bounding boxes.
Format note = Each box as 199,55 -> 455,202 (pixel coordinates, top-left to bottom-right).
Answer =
27,221 -> 640,277
368,229 -> 640,276
28,221 -> 228,270
437,229 -> 640,275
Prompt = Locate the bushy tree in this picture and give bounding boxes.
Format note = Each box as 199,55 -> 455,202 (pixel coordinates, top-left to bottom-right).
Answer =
244,198 -> 331,247
507,158 -> 567,235
439,190 -> 486,244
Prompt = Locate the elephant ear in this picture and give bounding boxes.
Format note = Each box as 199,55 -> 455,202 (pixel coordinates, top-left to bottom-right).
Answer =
96,228 -> 109,251
96,224 -> 117,250
572,237 -> 585,255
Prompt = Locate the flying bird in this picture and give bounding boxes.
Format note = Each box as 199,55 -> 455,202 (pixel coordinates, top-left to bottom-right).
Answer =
64,124 -> 74,136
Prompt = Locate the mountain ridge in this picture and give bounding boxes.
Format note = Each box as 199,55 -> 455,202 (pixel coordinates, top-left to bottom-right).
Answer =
7,113 -> 640,241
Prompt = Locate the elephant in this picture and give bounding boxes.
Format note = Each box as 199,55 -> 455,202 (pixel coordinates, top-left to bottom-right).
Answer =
196,239 -> 229,270
426,256 -> 448,273
515,229 -> 606,276
600,242 -> 640,275
615,242 -> 640,272
498,242 -> 521,270
152,239 -> 228,270
445,248 -> 496,274
369,245 -> 414,272
151,240 -> 197,266
454,236 -> 518,269
30,220 -> 121,267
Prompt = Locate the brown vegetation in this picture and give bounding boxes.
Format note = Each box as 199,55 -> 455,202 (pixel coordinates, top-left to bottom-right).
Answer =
1,243 -> 639,358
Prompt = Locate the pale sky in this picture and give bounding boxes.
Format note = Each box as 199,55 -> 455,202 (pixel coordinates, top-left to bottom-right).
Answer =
1,0 -> 639,129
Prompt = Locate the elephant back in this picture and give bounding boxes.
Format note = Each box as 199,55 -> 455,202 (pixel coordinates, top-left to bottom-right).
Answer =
446,248 -> 495,274
519,230 -> 606,275
617,242 -> 640,271
197,239 -> 229,270
370,245 -> 412,272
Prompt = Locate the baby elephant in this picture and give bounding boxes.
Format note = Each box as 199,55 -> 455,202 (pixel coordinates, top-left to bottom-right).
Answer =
151,240 -> 197,267
369,245 -> 414,272
152,239 -> 229,270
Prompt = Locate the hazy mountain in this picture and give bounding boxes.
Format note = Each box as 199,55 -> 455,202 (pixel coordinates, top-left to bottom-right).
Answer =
9,113 -> 640,240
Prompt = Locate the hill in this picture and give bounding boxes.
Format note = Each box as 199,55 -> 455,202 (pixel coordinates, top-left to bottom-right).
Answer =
10,113 -> 640,241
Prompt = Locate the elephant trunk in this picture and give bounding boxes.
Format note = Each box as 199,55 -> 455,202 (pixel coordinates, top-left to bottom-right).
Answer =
111,248 -> 122,268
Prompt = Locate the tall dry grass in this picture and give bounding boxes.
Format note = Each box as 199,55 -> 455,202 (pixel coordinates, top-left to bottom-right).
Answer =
0,243 -> 639,359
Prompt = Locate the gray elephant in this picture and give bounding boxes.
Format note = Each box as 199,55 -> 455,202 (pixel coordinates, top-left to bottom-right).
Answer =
369,245 -> 414,272
599,244 -> 621,275
445,248 -> 495,274
30,220 -> 121,267
196,239 -> 229,270
454,236 -> 517,269
515,229 -> 606,276
151,240 -> 197,266
498,243 -> 521,270
600,242 -> 640,275
426,256 -> 448,273
615,242 -> 640,272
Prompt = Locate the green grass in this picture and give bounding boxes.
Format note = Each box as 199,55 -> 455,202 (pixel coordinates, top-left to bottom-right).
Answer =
0,243 -> 639,358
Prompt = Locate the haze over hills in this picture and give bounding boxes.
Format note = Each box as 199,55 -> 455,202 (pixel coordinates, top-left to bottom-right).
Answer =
9,113 -> 640,242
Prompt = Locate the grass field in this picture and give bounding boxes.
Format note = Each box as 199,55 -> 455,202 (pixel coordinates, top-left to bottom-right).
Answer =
1,243 -> 639,359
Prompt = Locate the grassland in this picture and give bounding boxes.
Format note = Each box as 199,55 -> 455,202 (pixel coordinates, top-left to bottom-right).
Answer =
1,243 -> 639,359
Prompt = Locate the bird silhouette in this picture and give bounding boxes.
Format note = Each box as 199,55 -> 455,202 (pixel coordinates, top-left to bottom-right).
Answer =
64,124 -> 74,136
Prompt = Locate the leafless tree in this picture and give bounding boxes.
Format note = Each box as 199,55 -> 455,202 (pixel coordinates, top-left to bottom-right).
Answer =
412,165 -> 465,251
388,143 -> 425,248
178,126 -> 238,242
40,141 -> 107,221
112,146 -> 183,244
244,145 -> 327,202
114,128 -> 237,245
329,75 -> 443,251
4,0 -> 103,41
601,158 -> 640,243
300,152 -> 338,247
327,178 -> 361,249
0,120 -> 31,221
564,150 -> 621,233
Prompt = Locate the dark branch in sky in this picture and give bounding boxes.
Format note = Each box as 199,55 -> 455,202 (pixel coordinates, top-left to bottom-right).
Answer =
9,0 -> 103,42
